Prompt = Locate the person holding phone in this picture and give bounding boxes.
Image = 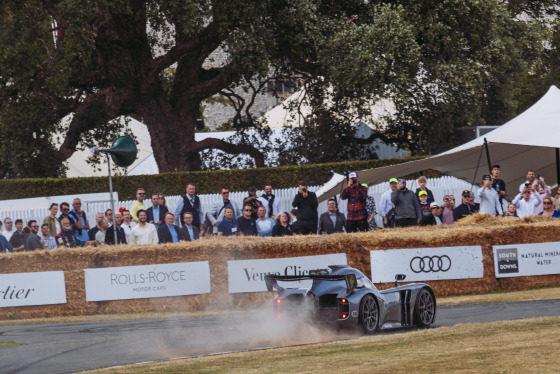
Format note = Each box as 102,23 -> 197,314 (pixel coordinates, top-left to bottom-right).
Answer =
291,180 -> 318,235
478,174 -> 502,216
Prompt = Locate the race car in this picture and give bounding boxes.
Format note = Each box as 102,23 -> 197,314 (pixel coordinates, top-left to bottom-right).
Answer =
264,265 -> 436,333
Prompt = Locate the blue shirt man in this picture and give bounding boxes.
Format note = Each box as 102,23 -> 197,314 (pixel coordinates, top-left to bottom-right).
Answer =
217,207 -> 238,237
69,198 -> 90,242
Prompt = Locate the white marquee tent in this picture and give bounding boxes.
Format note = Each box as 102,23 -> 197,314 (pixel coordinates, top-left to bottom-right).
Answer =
317,85 -> 560,202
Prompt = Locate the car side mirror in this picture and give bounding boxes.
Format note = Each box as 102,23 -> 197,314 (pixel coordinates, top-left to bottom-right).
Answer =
395,274 -> 406,287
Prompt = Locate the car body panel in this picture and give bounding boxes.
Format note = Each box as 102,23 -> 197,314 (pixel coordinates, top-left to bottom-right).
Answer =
265,265 -> 436,331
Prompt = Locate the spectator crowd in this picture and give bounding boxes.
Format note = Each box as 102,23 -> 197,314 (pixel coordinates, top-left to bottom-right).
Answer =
1,165 -> 558,252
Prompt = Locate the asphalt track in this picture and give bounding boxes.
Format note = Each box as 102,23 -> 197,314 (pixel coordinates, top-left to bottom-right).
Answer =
1,299 -> 560,374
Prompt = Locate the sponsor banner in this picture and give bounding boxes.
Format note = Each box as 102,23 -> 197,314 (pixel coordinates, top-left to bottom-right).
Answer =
85,262 -> 211,302
493,242 -> 560,278
0,271 -> 66,308
370,246 -> 483,283
228,253 -> 347,293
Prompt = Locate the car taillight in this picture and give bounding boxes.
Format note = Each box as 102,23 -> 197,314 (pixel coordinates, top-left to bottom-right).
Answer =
340,298 -> 348,304
275,299 -> 281,304
340,313 -> 348,319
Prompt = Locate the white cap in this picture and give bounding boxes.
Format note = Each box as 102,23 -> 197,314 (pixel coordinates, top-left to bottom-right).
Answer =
349,172 -> 358,179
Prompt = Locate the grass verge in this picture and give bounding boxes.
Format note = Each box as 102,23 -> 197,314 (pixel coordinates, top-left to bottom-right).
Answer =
0,341 -> 19,348
89,316 -> 560,373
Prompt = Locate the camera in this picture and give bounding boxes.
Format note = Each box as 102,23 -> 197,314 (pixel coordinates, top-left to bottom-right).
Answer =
444,198 -> 450,202
536,174 -> 540,179
525,183 -> 530,187
302,188 -> 307,193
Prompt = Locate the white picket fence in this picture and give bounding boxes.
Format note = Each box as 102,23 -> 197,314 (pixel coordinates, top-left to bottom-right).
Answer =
0,176 -> 503,230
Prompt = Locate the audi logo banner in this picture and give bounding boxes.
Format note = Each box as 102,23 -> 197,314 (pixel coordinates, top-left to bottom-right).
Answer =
370,246 -> 484,283
493,242 -> 560,278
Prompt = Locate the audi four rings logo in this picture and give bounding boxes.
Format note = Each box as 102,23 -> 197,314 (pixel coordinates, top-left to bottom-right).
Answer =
410,255 -> 451,273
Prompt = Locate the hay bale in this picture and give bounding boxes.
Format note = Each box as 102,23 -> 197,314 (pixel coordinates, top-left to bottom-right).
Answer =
3,218 -> 560,318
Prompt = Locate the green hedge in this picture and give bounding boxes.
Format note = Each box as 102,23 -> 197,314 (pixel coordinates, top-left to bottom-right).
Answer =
0,156 -> 435,201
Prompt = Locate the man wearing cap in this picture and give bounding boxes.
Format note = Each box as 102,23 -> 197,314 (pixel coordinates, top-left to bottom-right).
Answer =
379,178 -> 398,228
454,190 -> 477,221
478,174 -> 502,216
292,180 -> 318,235
243,186 -> 263,220
418,190 -> 430,216
420,203 -> 443,226
340,172 -> 369,232
391,177 -> 422,227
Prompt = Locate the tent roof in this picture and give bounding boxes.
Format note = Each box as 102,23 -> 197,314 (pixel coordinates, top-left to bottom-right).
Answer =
316,86 -> 560,202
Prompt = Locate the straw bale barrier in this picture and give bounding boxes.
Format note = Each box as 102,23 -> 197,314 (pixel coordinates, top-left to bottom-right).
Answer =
1,214 -> 560,319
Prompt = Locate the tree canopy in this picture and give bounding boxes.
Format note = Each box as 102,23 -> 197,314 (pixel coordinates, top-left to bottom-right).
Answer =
0,0 -> 558,177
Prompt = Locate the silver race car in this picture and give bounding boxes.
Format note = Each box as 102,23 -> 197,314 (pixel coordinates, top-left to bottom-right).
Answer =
265,265 -> 436,333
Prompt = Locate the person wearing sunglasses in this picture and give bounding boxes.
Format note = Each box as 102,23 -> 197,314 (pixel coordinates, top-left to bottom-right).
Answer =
2,217 -> 15,241
207,188 -> 241,235
130,188 -> 147,224
453,190 -> 477,222
236,204 -> 258,236
58,202 -> 76,228
24,220 -> 43,251
538,197 -> 560,218
512,187 -> 542,218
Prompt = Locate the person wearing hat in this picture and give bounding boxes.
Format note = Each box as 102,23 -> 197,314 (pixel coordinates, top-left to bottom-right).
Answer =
478,174 -> 502,216
391,177 -> 422,227
415,176 -> 435,205
420,202 -> 443,226
243,186 -> 263,220
453,190 -> 477,221
292,180 -> 318,235
418,190 -> 431,217
379,178 -> 398,228
340,172 -> 369,232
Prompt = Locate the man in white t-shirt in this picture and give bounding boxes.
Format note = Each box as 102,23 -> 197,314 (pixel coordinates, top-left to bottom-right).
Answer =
129,210 -> 158,245
2,217 -> 15,241
121,209 -> 137,243
256,206 -> 275,237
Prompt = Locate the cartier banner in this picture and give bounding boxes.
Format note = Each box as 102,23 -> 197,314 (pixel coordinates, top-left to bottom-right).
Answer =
370,246 -> 484,283
228,253 -> 348,293
0,271 -> 66,308
84,262 -> 211,301
493,242 -> 560,278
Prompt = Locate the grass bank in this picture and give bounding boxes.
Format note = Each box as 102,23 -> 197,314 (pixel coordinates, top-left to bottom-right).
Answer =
90,316 -> 560,373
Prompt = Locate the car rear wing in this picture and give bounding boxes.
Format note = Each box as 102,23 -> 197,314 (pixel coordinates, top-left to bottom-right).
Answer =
264,273 -> 357,292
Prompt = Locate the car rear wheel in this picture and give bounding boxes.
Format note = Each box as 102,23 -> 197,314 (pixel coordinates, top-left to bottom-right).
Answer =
358,294 -> 379,334
414,288 -> 435,327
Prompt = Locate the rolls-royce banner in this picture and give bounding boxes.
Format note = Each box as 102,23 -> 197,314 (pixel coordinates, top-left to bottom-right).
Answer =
0,271 -> 66,308
228,253 -> 347,293
85,262 -> 211,301
493,242 -> 560,278
370,246 -> 483,283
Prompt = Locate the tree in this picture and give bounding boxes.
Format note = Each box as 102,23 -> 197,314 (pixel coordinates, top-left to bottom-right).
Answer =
0,0 -> 422,177
0,0 -> 556,177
